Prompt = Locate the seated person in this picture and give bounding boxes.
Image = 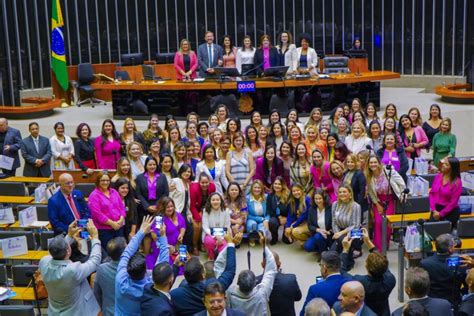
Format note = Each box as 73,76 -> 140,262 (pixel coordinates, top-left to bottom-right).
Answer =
48,173 -> 90,235
303,298 -> 330,316
332,281 -> 377,316
391,267 -> 453,316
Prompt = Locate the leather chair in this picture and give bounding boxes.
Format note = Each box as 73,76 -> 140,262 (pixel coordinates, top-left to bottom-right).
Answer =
77,63 -> 107,107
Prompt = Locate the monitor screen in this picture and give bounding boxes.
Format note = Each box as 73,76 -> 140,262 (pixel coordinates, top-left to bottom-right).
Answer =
121,53 -> 144,66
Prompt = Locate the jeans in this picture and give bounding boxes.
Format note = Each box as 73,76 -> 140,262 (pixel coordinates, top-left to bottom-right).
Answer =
304,232 -> 330,253
246,219 -> 265,233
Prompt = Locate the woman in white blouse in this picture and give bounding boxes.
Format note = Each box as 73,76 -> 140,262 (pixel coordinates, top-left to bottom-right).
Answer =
195,144 -> 229,195
236,35 -> 256,75
296,34 -> 318,76
50,122 -> 75,170
126,141 -> 147,179
344,121 -> 371,154
275,31 -> 298,74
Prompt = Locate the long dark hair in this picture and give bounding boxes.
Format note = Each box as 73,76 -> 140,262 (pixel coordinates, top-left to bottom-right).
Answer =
76,122 -> 91,139
263,145 -> 280,181
100,119 -> 120,147
311,188 -> 330,209
112,177 -> 137,222
204,192 -> 226,214
224,181 -> 245,209
446,157 -> 461,182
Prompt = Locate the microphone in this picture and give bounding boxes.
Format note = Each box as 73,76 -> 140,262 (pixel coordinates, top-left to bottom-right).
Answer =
241,63 -> 264,77
386,164 -> 392,170
366,145 -> 373,151
402,188 -> 410,194
417,218 -> 425,226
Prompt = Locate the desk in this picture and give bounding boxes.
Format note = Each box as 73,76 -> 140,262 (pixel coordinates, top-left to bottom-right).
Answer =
0,196 -> 34,204
0,177 -> 51,184
387,212 -> 473,227
52,169 -> 116,184
430,238 -> 474,251
9,287 -> 36,300
435,83 -> 474,104
7,221 -> 51,229
0,250 -> 49,260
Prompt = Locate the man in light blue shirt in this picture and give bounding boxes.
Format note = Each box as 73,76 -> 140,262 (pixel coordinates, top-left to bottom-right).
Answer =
114,215 -> 169,316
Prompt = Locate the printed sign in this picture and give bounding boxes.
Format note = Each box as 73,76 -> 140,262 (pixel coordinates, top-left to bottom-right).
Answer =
1,236 -> 28,258
0,208 -> 15,225
19,206 -> 37,227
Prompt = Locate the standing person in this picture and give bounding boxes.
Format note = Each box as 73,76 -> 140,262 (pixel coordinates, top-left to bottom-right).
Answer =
382,117 -> 403,148
236,35 -> 256,75
268,122 -> 287,150
266,177 -> 291,245
304,189 -> 333,255
142,114 -> 167,150
296,34 -> 318,76
20,122 -> 52,177
328,106 -> 344,134
305,126 -> 326,157
343,154 -> 367,225
364,102 -> 379,127
365,155 -> 405,252
50,122 -> 75,170
432,118 -> 457,166
48,173 -> 90,235
135,156 -> 170,217
174,38 -> 198,80
276,31 -> 298,74
95,119 -> 122,169
111,157 -> 135,188
429,157 -> 462,227
245,126 -> 264,162
202,193 -> 232,260
190,174 -> 217,255
332,281 -> 377,316
126,142 -> 147,179
196,144 -> 229,195
222,35 -> 238,68
170,164 -> 193,247
226,132 -> 254,192
120,118 -> 146,152
39,220 -> 102,316
327,160 -> 345,203
196,282 -> 246,316
422,104 -> 442,148
112,178 -> 138,241
254,34 -> 280,75
376,133 -> 409,179
93,237 -> 127,316
88,172 -> 126,247
290,142 -> 314,195
198,31 -> 223,77
367,121 -> 383,153
345,121 -> 371,154
74,123 -> 96,174
254,145 -> 291,191
408,107 -> 423,127
0,117 -> 21,175
381,103 -> 399,125
399,114 -> 429,160
310,149 -> 332,191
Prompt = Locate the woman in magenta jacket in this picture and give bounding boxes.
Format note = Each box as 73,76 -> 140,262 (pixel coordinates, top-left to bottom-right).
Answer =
253,145 -> 291,192
398,114 -> 429,159
174,39 -> 198,80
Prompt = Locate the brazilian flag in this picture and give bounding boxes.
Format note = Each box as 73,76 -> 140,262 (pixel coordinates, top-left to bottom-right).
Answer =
51,0 -> 68,91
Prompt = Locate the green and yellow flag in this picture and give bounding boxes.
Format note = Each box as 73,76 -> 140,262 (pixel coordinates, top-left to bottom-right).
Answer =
51,0 -> 68,91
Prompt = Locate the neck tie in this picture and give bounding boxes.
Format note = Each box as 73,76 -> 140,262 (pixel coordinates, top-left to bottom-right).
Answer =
67,195 -> 81,220
34,138 -> 39,153
208,44 -> 213,68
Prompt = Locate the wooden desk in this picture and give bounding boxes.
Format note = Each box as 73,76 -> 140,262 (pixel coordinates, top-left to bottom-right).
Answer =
7,221 -> 51,229
0,250 -> 49,260
0,196 -> 34,204
0,177 -> 51,183
387,212 -> 473,226
9,287 -> 36,300
435,83 -> 474,103
52,169 -> 116,184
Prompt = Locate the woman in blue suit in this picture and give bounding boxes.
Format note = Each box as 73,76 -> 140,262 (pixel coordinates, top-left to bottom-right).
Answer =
304,188 -> 333,254
246,180 -> 269,234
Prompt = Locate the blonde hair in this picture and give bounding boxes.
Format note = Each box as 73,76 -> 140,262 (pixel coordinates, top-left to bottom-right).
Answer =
179,38 -> 193,53
126,141 -> 144,161
408,107 -> 423,126
351,121 -> 367,138
344,153 -> 359,170
250,180 -> 266,202
289,183 -> 307,216
336,184 -> 355,212
440,118 -> 452,133
122,117 -> 137,139
364,155 -> 383,185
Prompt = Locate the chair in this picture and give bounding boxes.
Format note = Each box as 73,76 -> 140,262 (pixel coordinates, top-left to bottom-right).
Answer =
17,204 -> 49,221
0,306 -> 35,316
114,70 -> 131,81
395,196 -> 430,214
0,264 -> 7,285
142,64 -> 161,81
457,218 -> 474,238
156,52 -> 175,64
75,183 -> 96,197
40,231 -> 55,250
12,264 -> 38,286
423,221 -> 451,239
323,56 -> 350,74
0,231 -> 36,250
77,63 -> 107,107
0,182 -> 28,196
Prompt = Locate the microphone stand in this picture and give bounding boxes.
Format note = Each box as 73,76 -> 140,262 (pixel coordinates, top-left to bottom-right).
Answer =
241,63 -> 264,80
397,188 -> 410,303
382,164 -> 393,256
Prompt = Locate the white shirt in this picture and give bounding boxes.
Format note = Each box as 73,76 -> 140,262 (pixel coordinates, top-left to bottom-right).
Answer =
208,309 -> 227,316
317,208 -> 326,231
344,135 -> 371,154
236,47 -> 256,73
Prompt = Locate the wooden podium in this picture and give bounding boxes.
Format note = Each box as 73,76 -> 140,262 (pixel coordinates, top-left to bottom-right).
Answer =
52,169 -> 116,184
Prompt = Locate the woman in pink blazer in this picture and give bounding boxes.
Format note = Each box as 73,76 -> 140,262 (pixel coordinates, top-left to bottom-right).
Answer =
399,114 -> 429,159
174,39 -> 198,80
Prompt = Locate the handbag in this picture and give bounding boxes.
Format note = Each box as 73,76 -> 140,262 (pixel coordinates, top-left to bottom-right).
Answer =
27,270 -> 48,300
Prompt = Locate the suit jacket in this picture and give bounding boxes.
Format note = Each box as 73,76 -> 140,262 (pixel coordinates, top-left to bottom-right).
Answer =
256,272 -> 302,316
295,47 -> 319,75
333,302 -> 377,316
459,293 -> 474,316
141,283 -> 175,316
307,205 -> 332,235
0,126 -> 21,170
193,308 -> 246,316
342,170 -> 367,211
376,146 -> 409,179
174,51 -> 198,79
195,160 -> 228,195
391,297 -> 453,316
254,157 -> 290,189
20,135 -> 52,177
420,253 -> 466,307
197,43 -> 224,77
135,172 -> 170,211
254,47 -> 280,75
300,274 -> 350,316
189,181 -> 216,222
48,189 -> 91,235
39,239 -> 102,316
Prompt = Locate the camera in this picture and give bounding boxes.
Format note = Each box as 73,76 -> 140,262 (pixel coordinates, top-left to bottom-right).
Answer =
350,229 -> 363,239
446,256 -> 461,268
211,227 -> 227,237
77,219 -> 88,229
155,216 -> 163,229
179,245 -> 187,262
80,231 -> 90,240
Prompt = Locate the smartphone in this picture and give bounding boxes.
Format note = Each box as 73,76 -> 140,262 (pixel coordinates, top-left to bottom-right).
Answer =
77,219 -> 88,229
446,256 -> 461,268
350,229 -> 363,239
211,227 -> 227,237
155,216 -> 163,229
80,231 -> 90,240
179,245 -> 187,262
316,276 -> 324,284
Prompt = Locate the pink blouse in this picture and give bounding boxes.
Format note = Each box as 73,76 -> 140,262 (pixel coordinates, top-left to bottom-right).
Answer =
429,173 -> 462,217
94,137 -> 122,169
88,188 -> 127,230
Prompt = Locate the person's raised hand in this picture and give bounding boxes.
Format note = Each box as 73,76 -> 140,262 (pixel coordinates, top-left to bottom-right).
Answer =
159,222 -> 166,237
361,228 -> 370,242
224,230 -> 233,243
140,215 -> 154,234
342,234 -> 353,252
86,219 -> 99,240
67,220 -> 81,238
461,254 -> 474,268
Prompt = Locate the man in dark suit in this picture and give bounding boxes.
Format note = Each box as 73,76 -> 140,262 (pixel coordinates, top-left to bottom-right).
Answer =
420,233 -> 466,307
20,122 -> 52,177
194,282 -> 245,316
0,117 -> 22,175
300,251 -> 351,316
341,229 -> 396,316
391,267 -> 453,316
171,232 -> 236,316
48,173 -> 90,235
256,250 -> 302,316
333,281 -> 377,316
197,31 -> 223,78
459,268 -> 474,316
141,261 -> 177,315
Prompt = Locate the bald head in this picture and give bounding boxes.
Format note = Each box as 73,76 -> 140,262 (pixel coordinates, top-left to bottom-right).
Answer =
59,173 -> 75,195
338,281 -> 365,312
467,268 -> 474,292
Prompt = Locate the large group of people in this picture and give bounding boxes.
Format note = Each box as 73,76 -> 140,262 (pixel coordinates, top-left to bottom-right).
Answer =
0,92 -> 469,315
